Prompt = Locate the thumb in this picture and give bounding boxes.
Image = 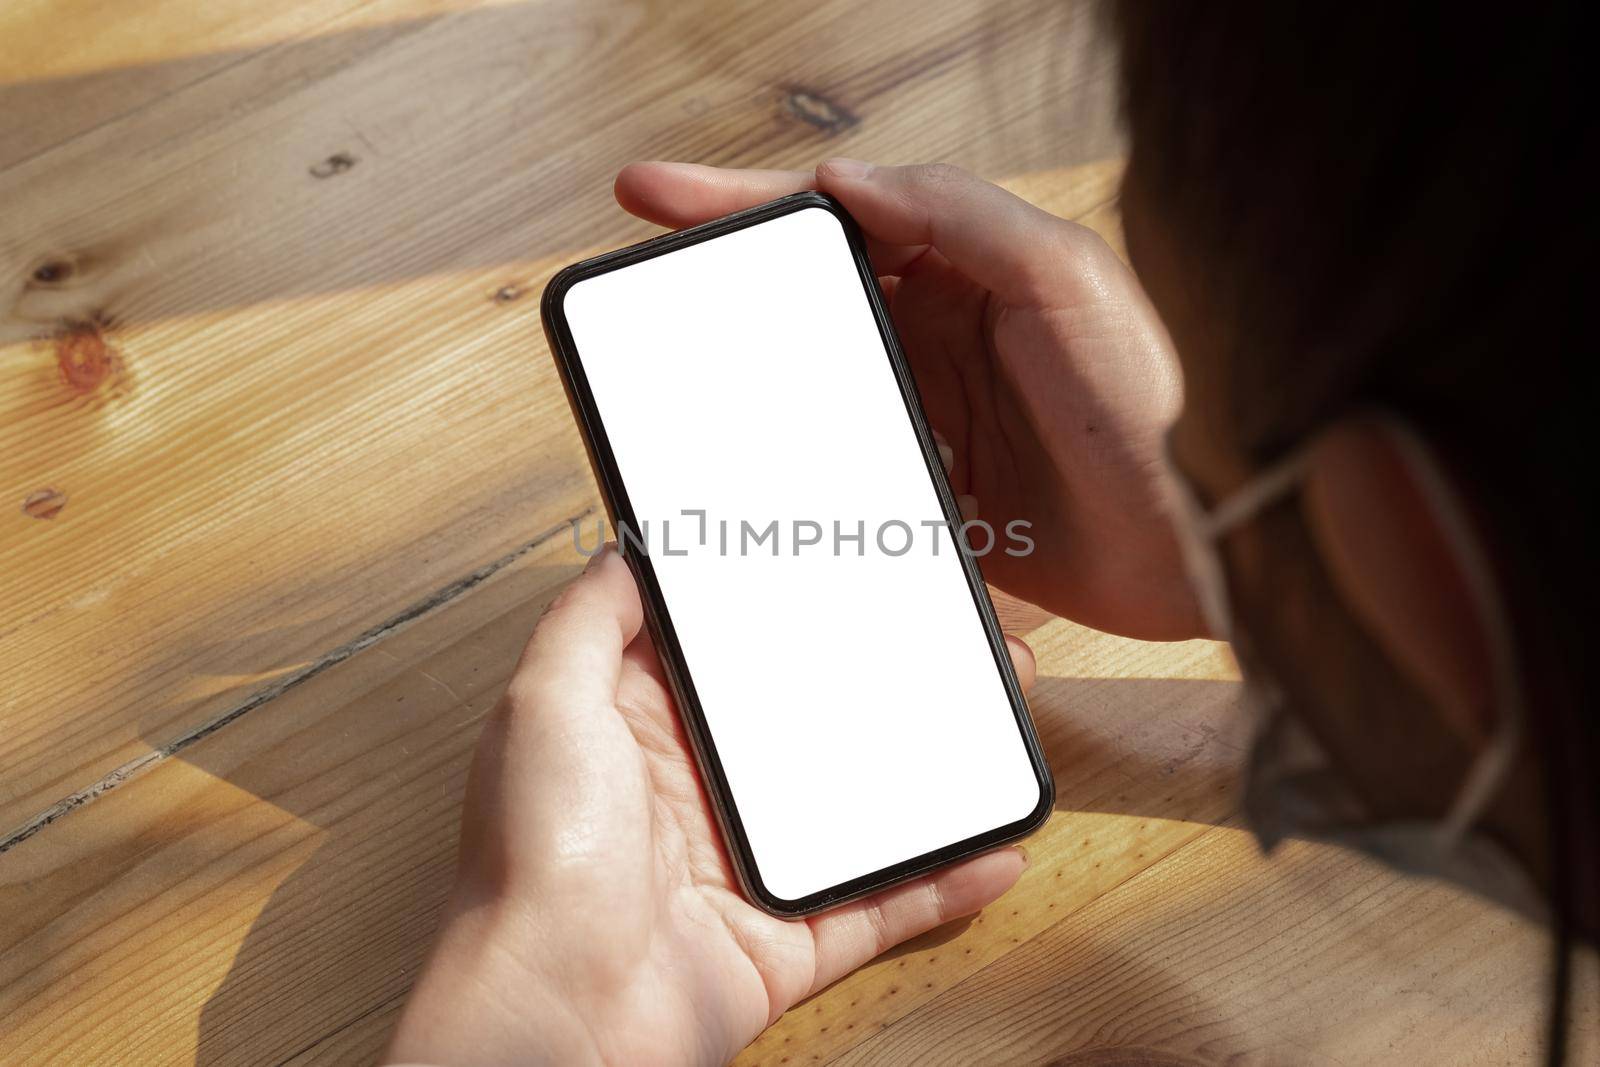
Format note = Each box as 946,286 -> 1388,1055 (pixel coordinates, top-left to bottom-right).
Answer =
459,545 -> 649,887
505,545 -> 644,716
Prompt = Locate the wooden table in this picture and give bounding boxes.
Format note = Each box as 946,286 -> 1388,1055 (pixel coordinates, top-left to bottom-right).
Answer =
2,1 -> 1592,1063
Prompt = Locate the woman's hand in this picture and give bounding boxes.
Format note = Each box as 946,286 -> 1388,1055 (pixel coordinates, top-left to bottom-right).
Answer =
387,548 -> 1033,1066
615,159 -> 1198,640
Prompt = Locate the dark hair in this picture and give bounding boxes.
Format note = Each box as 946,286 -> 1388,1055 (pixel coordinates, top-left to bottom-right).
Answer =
1110,4 -> 1590,1062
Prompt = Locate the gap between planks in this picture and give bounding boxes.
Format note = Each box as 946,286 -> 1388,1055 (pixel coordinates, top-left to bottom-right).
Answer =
0,506 -> 595,855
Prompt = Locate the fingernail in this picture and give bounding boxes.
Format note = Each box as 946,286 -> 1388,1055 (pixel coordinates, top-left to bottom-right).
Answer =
821,157 -> 872,180
937,442 -> 955,473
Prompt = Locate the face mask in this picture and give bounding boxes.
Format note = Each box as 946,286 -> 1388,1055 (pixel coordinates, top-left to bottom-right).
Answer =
1160,418 -> 1546,922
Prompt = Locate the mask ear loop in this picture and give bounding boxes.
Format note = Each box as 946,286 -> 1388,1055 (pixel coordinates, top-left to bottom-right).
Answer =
1368,414 -> 1525,847
1200,449 -> 1313,542
1164,440 -> 1312,644
1202,421 -> 1524,846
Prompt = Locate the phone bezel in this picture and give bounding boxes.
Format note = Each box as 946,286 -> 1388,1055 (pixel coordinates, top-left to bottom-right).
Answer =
540,190 -> 1054,918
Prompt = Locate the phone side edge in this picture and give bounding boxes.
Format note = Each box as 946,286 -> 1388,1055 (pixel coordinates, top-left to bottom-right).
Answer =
823,196 -> 1060,842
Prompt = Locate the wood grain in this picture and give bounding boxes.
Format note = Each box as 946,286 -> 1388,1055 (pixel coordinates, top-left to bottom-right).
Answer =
3,2 -> 1589,1065
826,832 -> 1597,1066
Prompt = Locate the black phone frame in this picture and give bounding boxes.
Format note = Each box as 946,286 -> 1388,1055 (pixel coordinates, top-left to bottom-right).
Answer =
540,190 -> 1054,918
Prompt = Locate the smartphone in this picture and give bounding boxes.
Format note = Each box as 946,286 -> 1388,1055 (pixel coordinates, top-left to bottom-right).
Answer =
540,191 -> 1053,917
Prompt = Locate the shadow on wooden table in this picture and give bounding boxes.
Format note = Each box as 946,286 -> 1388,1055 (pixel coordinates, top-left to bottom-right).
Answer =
2,0 -> 1118,342
3,2 -> 702,329
164,553 -> 588,1064
183,674 -> 1241,1063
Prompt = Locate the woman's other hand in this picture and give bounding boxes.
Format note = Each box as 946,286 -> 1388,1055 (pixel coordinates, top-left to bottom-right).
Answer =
386,548 -> 1034,1065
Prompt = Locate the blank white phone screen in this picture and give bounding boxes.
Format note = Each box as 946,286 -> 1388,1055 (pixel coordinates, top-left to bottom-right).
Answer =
560,205 -> 1043,903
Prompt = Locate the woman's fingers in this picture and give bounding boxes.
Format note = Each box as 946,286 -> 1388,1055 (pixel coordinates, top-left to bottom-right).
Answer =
613,161 -> 916,274
616,159 -> 1103,308
1005,634 -> 1037,692
805,847 -> 1026,995
507,547 -> 643,715
463,548 -> 649,870
931,428 -> 955,474
614,162 -> 813,228
815,159 -> 1083,306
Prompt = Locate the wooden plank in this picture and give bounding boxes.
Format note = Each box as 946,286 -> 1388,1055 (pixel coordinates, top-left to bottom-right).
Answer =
0,0 -> 390,164
0,0 -> 1122,840
0,0 -> 512,85
824,833 -> 1597,1066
